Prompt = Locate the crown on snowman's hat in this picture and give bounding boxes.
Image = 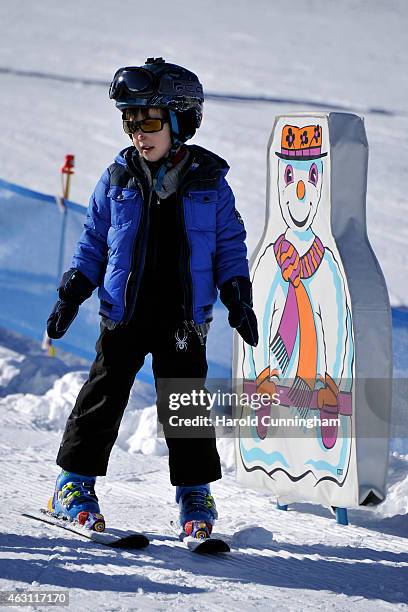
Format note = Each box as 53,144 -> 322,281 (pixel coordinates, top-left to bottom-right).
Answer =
276,124 -> 327,160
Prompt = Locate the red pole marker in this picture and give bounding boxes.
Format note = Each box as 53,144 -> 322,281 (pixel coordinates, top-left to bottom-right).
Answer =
61,154 -> 75,201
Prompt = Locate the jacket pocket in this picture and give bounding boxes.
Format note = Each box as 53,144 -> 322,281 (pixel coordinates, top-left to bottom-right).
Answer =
187,190 -> 217,231
107,187 -> 139,228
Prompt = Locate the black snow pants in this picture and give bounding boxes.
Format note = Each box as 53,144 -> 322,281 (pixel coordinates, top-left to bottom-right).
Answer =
56,314 -> 222,486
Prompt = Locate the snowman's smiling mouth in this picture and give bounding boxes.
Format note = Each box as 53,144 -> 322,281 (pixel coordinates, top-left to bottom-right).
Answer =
287,202 -> 312,228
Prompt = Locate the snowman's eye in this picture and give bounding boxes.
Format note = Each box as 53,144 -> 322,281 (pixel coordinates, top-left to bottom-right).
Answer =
309,163 -> 318,186
284,165 -> 294,186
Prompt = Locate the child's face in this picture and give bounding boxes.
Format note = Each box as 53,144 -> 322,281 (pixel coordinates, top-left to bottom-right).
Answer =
127,107 -> 172,162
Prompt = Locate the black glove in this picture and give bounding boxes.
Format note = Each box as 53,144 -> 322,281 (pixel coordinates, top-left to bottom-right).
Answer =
47,268 -> 95,339
220,276 -> 258,347
47,299 -> 79,339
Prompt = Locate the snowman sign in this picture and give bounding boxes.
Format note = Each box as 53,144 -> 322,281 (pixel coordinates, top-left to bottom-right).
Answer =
234,113 -> 392,510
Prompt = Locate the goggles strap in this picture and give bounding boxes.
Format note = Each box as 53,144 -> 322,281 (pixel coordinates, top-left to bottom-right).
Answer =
169,111 -> 181,145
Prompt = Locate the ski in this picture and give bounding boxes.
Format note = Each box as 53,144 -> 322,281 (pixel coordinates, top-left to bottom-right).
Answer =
170,520 -> 230,554
183,535 -> 230,554
23,509 -> 149,550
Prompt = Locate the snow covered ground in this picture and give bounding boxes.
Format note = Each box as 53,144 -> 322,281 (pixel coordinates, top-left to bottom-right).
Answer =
0,0 -> 407,610
0,329 -> 407,610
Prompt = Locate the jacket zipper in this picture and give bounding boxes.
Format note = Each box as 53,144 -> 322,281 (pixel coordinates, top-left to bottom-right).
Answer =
123,179 -> 152,324
177,186 -> 193,324
178,176 -> 215,345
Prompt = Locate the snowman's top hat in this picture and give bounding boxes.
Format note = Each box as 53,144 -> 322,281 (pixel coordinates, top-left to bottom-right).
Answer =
276,124 -> 327,160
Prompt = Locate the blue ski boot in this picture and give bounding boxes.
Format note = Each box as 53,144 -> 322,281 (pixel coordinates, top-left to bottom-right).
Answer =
176,484 -> 218,540
48,470 -> 105,532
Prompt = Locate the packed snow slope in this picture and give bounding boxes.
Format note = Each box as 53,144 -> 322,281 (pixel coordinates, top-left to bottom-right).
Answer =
0,329 -> 407,611
0,1 -> 408,610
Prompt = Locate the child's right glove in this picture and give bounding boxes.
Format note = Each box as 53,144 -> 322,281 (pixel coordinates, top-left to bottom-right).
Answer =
220,276 -> 258,347
47,268 -> 95,339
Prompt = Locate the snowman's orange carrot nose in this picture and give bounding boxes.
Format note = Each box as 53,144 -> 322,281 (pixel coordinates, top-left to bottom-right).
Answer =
296,180 -> 305,200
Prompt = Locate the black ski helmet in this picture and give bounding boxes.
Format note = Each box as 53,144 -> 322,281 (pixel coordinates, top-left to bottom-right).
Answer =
109,57 -> 204,143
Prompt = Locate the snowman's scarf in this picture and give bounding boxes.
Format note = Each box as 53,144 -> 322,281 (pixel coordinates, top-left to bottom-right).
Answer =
272,233 -> 324,394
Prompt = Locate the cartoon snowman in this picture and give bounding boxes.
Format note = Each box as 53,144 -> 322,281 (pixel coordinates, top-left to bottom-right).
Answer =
241,123 -> 354,483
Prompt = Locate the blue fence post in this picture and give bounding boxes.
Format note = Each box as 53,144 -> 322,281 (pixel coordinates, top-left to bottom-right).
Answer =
335,507 -> 349,525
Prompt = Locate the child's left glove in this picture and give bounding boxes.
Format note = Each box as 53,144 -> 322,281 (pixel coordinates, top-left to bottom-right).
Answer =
47,268 -> 95,339
220,276 -> 258,347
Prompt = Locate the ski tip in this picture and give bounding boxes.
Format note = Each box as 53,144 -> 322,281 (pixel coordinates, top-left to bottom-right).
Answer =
188,537 -> 230,554
110,534 -> 150,549
24,510 -> 149,550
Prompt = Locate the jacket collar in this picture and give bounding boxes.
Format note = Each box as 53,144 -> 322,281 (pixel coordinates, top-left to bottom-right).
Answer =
117,144 -> 230,193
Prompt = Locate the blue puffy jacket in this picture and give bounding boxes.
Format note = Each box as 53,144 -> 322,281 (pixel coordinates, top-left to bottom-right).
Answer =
71,144 -> 249,326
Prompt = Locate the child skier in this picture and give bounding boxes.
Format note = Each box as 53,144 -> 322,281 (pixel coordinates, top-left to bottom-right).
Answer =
46,57 -> 258,539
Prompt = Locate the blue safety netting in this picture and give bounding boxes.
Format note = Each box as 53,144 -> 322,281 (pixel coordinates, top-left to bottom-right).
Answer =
0,178 -> 101,357
0,178 -> 159,385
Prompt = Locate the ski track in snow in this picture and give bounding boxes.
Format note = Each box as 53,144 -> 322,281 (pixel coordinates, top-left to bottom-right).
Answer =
0,65 -> 404,117
2,426 -> 408,612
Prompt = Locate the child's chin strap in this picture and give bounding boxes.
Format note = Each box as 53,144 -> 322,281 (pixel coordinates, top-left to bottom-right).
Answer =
153,111 -> 182,193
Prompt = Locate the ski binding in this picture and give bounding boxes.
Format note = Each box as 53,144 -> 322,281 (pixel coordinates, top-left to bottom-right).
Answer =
170,520 -> 230,554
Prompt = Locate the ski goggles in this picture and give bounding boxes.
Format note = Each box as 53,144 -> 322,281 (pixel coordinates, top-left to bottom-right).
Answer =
122,117 -> 168,134
109,66 -> 204,101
